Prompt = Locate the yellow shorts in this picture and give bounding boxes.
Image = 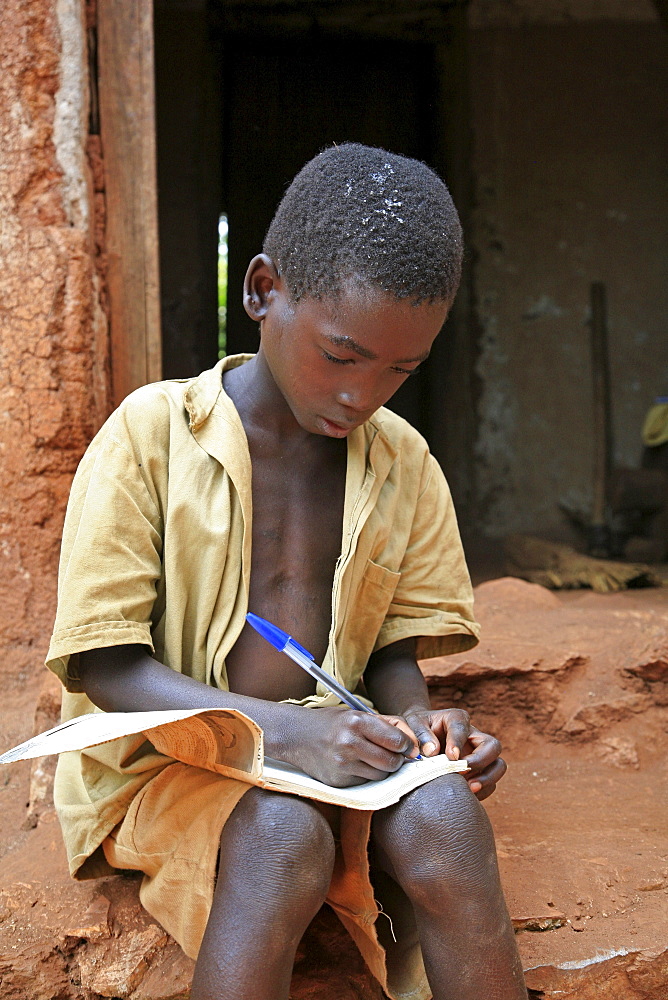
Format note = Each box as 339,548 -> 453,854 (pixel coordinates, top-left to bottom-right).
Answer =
102,762 -> 430,1000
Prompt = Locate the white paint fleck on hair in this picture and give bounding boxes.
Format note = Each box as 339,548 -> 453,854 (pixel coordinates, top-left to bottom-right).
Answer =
370,164 -> 395,186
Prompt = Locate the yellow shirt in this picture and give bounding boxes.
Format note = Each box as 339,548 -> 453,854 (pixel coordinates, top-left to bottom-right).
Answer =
46,355 -> 479,878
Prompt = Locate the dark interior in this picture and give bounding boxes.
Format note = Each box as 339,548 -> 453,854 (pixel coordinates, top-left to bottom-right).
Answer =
153,1 -> 467,441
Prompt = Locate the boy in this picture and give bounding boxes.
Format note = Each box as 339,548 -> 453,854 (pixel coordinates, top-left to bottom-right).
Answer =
47,144 -> 527,1000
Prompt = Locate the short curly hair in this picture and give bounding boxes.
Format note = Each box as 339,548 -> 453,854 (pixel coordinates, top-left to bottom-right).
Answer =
263,143 -> 462,305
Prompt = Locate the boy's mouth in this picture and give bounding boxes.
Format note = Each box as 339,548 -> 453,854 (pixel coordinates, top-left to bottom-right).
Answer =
318,416 -> 355,437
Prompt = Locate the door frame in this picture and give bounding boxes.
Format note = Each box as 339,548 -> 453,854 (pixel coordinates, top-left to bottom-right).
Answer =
98,0 -> 162,406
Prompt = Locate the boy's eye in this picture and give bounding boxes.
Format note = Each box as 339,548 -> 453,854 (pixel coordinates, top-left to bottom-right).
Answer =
322,350 -> 353,366
322,350 -> 421,377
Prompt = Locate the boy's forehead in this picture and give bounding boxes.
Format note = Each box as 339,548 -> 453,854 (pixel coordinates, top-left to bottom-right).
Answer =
291,283 -> 447,357
305,280 -> 419,323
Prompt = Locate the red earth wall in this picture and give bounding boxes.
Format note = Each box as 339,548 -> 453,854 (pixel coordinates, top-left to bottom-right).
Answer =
0,0 -> 109,734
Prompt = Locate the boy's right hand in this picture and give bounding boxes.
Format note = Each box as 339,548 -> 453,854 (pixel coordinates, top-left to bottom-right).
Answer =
281,707 -> 418,787
76,646 -> 417,787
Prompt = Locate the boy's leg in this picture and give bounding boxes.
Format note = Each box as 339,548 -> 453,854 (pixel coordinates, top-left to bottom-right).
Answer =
190,787 -> 335,1000
371,774 -> 528,1000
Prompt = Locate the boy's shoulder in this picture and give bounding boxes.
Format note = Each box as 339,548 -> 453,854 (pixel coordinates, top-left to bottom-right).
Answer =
119,371 -> 203,422
369,405 -> 431,460
107,361 -> 228,445
367,408 -> 448,498
116,358 -> 252,436
98,377 -> 193,457
77,372 -> 214,482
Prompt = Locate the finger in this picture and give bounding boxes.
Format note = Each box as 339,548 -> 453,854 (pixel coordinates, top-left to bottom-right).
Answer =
348,760 -> 397,783
360,741 -> 408,773
383,716 -> 421,757
467,757 -> 507,795
338,717 -> 412,772
443,710 -> 471,761
325,762 -> 392,787
403,714 -> 440,757
330,729 -> 405,779
462,729 -> 502,772
352,713 -> 414,756
471,781 -> 497,802
468,758 -> 507,802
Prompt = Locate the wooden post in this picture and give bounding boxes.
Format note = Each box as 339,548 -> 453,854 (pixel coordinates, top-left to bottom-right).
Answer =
429,4 -> 476,518
98,0 -> 162,406
589,281 -> 613,554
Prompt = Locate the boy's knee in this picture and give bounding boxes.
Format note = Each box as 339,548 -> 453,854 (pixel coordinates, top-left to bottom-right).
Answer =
221,788 -> 335,901
373,775 -> 498,903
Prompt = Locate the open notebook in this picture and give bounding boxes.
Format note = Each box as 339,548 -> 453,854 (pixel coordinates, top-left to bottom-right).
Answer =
0,707 -> 469,811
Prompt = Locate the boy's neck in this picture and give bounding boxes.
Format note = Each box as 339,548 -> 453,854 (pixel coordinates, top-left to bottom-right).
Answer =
223,350 -> 317,445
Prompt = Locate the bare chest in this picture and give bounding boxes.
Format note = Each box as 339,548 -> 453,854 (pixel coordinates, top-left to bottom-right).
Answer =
225,441 -> 347,700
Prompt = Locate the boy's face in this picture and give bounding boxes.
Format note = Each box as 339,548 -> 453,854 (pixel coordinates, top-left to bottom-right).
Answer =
245,257 -> 450,438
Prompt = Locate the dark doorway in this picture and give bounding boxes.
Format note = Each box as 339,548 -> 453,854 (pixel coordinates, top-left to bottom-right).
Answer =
223,34 -> 434,429
153,1 -> 475,489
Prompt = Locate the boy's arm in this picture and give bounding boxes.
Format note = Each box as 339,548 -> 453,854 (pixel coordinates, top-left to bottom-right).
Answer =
364,637 -> 506,800
77,644 -> 418,787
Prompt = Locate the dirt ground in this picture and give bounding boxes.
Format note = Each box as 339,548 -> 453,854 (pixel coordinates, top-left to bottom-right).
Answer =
1,576 -> 667,999
426,577 -> 668,999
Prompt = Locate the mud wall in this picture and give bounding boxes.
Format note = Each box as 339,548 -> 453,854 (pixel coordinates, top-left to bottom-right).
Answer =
468,11 -> 668,535
0,0 -> 108,701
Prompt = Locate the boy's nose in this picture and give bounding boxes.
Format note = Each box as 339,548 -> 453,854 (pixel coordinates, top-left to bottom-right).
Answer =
335,388 -> 373,413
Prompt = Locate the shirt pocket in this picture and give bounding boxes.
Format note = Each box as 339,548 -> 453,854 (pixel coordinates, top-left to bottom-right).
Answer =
339,559 -> 401,689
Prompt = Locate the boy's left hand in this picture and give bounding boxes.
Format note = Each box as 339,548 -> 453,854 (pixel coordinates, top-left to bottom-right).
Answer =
396,708 -> 506,801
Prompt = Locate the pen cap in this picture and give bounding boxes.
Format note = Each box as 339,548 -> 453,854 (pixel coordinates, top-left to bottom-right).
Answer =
246,613 -> 289,651
246,613 -> 316,660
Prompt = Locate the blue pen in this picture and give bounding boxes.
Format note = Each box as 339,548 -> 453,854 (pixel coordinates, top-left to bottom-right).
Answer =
246,612 -> 421,760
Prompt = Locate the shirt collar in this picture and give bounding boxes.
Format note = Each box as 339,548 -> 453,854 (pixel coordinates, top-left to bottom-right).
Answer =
183,355 -> 254,432
183,354 -> 398,476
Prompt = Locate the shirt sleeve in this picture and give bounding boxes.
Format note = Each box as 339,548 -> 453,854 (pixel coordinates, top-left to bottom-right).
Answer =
46,401 -> 164,692
374,453 -> 480,659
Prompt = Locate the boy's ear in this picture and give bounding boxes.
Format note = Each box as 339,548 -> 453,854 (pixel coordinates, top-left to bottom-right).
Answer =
243,254 -> 281,321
